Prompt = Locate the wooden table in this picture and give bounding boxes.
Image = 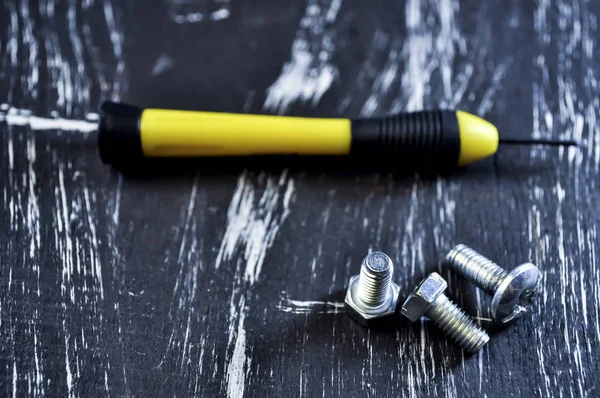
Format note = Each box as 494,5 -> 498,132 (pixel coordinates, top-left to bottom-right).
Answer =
1,0 -> 597,396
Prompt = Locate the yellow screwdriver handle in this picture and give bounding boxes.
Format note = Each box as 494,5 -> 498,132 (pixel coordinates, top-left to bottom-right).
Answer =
97,101 -> 499,170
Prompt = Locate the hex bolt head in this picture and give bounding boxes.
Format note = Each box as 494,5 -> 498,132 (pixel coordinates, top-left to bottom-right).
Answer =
344,251 -> 400,326
401,272 -> 490,353
445,244 -> 542,326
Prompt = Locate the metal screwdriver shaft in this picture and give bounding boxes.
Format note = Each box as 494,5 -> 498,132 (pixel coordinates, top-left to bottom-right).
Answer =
499,137 -> 580,146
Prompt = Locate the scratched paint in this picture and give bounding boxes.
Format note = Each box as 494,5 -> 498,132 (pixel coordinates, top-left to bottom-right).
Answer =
103,0 -> 127,99
217,171 -> 295,397
528,0 -> 600,396
226,296 -> 247,397
3,0 -> 600,396
0,106 -> 97,132
216,171 -> 295,282
264,0 -> 343,113
157,179 -> 208,370
164,0 -> 231,24
277,297 -> 344,314
1,0 -> 128,396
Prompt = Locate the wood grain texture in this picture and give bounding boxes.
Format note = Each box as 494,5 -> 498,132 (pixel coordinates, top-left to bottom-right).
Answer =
1,0 -> 599,396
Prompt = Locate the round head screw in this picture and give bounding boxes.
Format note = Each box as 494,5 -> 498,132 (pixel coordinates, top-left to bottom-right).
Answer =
491,263 -> 540,324
344,252 -> 400,326
401,272 -> 490,353
445,244 -> 541,326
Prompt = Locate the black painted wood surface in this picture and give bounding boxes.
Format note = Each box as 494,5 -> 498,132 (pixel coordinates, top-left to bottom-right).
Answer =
1,0 -> 598,396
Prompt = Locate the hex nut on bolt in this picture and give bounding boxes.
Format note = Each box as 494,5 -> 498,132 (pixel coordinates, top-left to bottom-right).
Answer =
344,251 -> 401,326
401,272 -> 490,353
445,244 -> 542,326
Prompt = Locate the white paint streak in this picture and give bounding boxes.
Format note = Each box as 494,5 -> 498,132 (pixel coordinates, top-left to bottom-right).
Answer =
210,8 -> 230,20
64,327 -> 74,398
41,0 -> 73,112
177,182 -> 198,266
226,297 -> 247,398
156,178 -> 206,376
104,0 -> 126,99
68,0 -> 90,106
530,0 -> 598,394
436,0 -> 462,105
277,298 -> 345,314
264,0 -> 342,113
7,2 -> 19,105
151,54 -> 175,76
83,186 -> 104,298
13,361 -> 17,398
166,0 -> 231,24
1,1 -> 131,395
402,182 -> 426,277
112,175 -> 122,227
8,135 -> 14,171
57,166 -> 75,303
401,0 -> 435,112
26,140 -> 40,261
0,106 -> 96,132
22,0 -> 39,99
215,172 -> 295,284
33,330 -> 43,396
361,41 -> 402,116
477,60 -> 512,115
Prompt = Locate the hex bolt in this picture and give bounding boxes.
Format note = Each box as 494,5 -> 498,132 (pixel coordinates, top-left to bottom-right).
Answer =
344,251 -> 401,326
445,244 -> 541,326
401,272 -> 489,353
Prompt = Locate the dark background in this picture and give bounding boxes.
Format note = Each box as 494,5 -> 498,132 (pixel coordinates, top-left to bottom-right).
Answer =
1,0 -> 599,396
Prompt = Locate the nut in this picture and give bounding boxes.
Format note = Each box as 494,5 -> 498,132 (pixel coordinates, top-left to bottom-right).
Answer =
401,272 -> 447,321
344,275 -> 400,326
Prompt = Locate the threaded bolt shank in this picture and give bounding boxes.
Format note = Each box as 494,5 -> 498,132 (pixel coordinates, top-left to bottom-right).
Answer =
427,294 -> 490,353
446,244 -> 507,293
357,251 -> 393,307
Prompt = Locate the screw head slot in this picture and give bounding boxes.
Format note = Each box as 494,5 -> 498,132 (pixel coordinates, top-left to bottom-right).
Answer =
491,262 -> 541,325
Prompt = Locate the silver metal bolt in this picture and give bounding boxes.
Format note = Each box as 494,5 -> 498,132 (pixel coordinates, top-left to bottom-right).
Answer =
344,251 -> 400,326
445,244 -> 541,326
401,272 -> 490,353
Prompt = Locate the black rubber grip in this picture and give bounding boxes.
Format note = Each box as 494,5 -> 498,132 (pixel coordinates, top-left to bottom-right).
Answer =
350,110 -> 460,170
98,101 -> 144,166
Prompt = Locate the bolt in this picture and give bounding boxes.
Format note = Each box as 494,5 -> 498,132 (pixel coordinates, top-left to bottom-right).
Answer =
445,244 -> 541,326
344,251 -> 400,326
401,272 -> 489,353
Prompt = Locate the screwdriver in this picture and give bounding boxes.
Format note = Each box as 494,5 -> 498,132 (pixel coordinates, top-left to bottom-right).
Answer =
97,101 -> 578,171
